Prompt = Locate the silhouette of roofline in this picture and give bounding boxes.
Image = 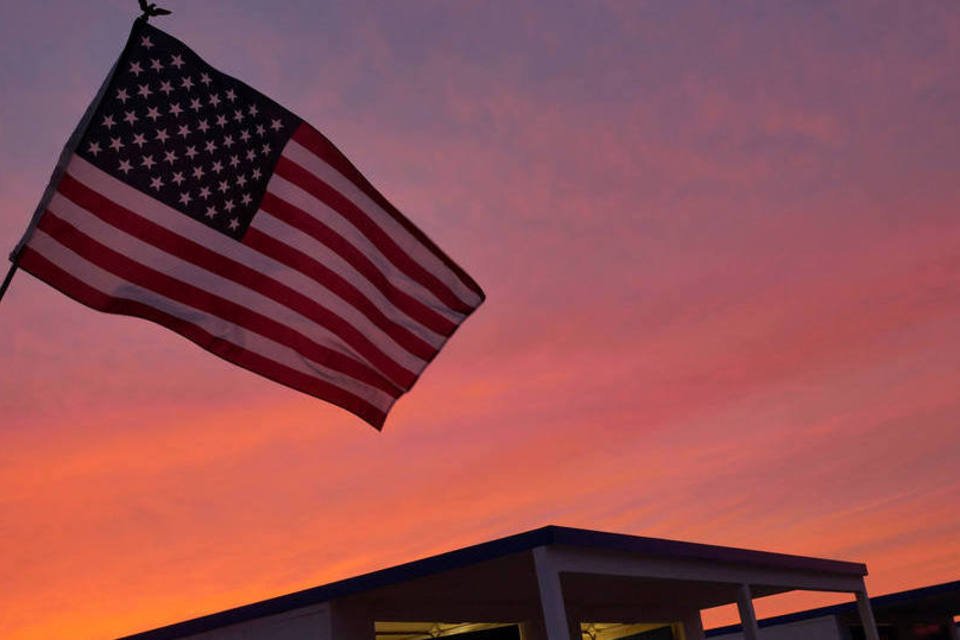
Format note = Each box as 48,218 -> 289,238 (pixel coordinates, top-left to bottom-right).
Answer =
119,525 -> 867,640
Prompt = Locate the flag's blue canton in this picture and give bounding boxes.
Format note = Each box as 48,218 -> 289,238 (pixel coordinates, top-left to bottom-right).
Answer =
75,24 -> 301,239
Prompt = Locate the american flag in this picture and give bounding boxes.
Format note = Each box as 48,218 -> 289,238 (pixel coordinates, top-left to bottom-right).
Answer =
14,20 -> 485,429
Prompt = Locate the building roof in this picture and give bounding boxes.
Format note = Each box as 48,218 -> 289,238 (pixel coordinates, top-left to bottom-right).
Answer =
705,579 -> 960,636
119,524 -> 867,640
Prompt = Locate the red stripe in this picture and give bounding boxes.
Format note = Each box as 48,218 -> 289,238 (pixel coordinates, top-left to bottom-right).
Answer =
258,192 -> 458,336
273,155 -> 475,315
292,123 -> 485,301
243,227 -> 438,361
36,210 -> 402,398
17,247 -> 388,429
57,174 -> 418,389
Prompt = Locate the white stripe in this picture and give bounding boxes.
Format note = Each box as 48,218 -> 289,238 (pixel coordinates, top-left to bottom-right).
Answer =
283,138 -> 483,308
63,157 -> 428,376
251,209 -> 455,343
264,172 -> 463,319
25,228 -> 396,412
46,189 -> 422,381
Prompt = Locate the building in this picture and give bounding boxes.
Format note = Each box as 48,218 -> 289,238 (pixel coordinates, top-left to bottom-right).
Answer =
118,525 -> 884,640
707,580 -> 960,640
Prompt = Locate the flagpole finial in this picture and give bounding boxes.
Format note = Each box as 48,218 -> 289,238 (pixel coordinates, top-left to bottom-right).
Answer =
137,0 -> 172,22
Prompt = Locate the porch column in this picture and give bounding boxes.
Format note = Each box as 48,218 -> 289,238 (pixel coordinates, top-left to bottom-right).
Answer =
735,584 -> 761,640
533,546 -> 572,640
855,590 -> 881,640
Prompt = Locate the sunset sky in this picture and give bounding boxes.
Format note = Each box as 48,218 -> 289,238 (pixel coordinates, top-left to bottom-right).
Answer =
1,2 -> 959,639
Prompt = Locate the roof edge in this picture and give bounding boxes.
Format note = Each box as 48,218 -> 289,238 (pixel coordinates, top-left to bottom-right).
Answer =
118,527 -> 557,640
547,525 -> 867,577
118,525 -> 866,640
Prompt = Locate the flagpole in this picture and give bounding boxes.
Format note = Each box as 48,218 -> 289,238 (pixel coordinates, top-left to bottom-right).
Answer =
0,258 -> 17,304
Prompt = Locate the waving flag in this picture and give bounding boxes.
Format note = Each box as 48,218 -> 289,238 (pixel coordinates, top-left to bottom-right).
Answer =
13,20 -> 485,429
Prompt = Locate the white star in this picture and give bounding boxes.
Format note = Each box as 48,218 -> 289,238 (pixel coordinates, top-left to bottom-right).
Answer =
192,166 -> 205,180
132,132 -> 147,147
199,186 -> 211,199
137,83 -> 152,99
211,160 -> 224,173
150,175 -> 164,190
190,98 -> 203,111
241,193 -> 252,205
251,168 -> 262,180
109,136 -> 124,152
223,135 -> 235,148
255,123 -> 266,136
181,76 -> 194,90
270,119 -> 282,131
87,141 -> 102,156
230,155 -> 242,167
204,205 -> 217,218
179,191 -> 192,205
155,128 -> 170,144
218,180 -> 229,193
177,124 -> 191,138
129,60 -> 143,76
172,171 -> 185,185
118,159 -> 133,174
170,54 -> 185,69
204,140 -> 217,154
102,114 -> 116,130
209,93 -> 221,107
200,72 -> 212,86
236,174 -> 247,187
248,104 -> 259,117
141,155 -> 156,169
197,119 -> 210,133
150,58 -> 163,72
140,36 -> 154,49
228,218 -> 239,230
239,129 -> 251,142
224,199 -> 235,212
233,109 -> 245,123
261,143 -> 272,156
116,88 -> 130,103
225,89 -> 237,102
184,145 -> 198,159
169,103 -> 183,117
159,80 -> 174,95
215,114 -> 228,127
246,149 -> 256,161
146,106 -> 161,121
124,110 -> 139,125
163,149 -> 178,164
